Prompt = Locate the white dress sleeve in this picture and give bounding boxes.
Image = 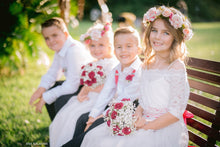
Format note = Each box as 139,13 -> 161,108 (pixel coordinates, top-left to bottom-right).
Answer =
167,69 -> 190,120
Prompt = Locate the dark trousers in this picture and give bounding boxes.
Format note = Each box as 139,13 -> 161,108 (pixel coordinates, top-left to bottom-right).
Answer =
62,99 -> 139,147
45,81 -> 82,121
62,112 -> 104,147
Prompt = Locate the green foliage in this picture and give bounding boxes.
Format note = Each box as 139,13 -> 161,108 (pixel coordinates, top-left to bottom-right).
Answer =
0,0 -> 67,76
84,0 -> 220,21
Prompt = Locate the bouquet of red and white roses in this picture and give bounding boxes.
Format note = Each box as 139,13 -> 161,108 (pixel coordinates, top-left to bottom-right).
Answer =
80,63 -> 106,89
104,98 -> 136,136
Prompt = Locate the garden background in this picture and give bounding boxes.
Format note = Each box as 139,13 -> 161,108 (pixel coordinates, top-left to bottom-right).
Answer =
0,0 -> 219,146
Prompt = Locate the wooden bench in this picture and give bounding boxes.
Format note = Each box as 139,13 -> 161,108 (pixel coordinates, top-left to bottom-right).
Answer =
186,57 -> 220,146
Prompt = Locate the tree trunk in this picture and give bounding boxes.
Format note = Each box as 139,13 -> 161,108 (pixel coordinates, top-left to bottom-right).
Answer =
77,0 -> 85,20
58,0 -> 70,24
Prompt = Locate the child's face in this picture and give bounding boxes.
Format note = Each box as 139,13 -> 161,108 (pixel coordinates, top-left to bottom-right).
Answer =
88,35 -> 112,60
42,25 -> 68,52
114,33 -> 140,70
150,19 -> 174,53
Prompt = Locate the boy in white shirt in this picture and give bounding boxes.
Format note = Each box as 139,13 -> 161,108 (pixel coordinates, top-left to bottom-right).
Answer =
63,26 -> 142,147
29,17 -> 92,121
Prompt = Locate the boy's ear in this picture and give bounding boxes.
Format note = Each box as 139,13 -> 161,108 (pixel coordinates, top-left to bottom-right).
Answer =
137,46 -> 142,55
64,31 -> 69,39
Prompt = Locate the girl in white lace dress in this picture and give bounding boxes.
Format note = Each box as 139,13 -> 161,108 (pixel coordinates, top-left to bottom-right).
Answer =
49,22 -> 118,147
81,6 -> 193,147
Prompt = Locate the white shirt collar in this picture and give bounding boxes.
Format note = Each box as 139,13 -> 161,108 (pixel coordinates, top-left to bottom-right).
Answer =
58,36 -> 74,57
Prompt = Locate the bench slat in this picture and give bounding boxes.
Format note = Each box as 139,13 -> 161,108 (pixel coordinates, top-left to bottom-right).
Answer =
189,93 -> 219,110
187,57 -> 220,74
187,118 -> 220,140
188,130 -> 207,146
187,68 -> 220,85
186,104 -> 216,123
189,79 -> 220,97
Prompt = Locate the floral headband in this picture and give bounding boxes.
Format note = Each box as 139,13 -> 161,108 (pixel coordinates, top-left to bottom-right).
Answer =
143,6 -> 193,40
80,23 -> 111,44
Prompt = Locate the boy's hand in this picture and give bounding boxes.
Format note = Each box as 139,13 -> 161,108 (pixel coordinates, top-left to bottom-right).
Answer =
84,117 -> 95,132
84,115 -> 103,132
29,87 -> 46,105
34,98 -> 46,113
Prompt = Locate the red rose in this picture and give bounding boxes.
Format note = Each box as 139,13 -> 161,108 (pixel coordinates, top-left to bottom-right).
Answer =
97,65 -> 103,70
81,65 -> 85,69
89,63 -> 93,66
114,102 -> 123,109
97,71 -> 104,76
106,109 -> 110,117
81,71 -> 86,76
91,77 -> 97,83
122,127 -> 131,135
113,125 -> 120,133
88,71 -> 95,79
111,111 -> 117,119
126,75 -> 134,81
80,78 -> 84,85
85,80 -> 93,86
121,98 -> 131,101
107,120 -> 111,127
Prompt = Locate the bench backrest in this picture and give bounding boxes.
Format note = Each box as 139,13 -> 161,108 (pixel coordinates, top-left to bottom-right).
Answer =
186,57 -> 220,146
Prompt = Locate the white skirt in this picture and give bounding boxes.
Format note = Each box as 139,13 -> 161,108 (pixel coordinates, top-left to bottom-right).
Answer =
49,92 -> 99,147
81,120 -> 188,147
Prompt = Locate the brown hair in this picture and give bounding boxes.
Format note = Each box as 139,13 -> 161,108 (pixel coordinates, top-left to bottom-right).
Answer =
41,17 -> 68,33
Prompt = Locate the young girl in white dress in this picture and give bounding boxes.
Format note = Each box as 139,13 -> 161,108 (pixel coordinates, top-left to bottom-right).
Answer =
81,5 -> 193,147
49,21 -> 118,147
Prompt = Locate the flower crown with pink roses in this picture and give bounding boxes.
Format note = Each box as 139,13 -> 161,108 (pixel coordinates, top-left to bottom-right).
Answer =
143,6 -> 193,40
80,23 -> 111,44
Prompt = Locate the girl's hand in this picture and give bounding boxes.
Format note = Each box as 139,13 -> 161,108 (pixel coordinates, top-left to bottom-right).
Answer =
77,95 -> 89,102
135,116 -> 146,130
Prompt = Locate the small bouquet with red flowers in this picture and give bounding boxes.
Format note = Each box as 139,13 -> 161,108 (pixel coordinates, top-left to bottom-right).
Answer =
80,63 -> 106,89
104,98 -> 136,136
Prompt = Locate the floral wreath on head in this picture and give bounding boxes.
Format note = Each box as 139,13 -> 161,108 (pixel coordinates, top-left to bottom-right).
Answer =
143,6 -> 193,40
80,23 -> 111,44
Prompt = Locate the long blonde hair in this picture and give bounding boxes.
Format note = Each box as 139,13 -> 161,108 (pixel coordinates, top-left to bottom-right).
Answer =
143,7 -> 190,67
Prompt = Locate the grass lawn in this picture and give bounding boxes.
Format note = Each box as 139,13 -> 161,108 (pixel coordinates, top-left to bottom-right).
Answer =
0,21 -> 219,146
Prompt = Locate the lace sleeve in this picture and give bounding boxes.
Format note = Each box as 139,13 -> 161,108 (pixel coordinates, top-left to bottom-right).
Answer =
166,70 -> 190,120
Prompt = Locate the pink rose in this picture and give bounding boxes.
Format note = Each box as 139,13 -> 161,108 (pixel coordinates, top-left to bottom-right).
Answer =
144,7 -> 157,22
169,14 -> 183,29
85,39 -> 91,44
162,8 -> 172,17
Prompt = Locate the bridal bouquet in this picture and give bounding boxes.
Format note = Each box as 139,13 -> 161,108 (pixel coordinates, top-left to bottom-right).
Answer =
80,63 -> 106,89
104,98 -> 136,136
